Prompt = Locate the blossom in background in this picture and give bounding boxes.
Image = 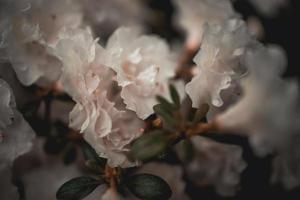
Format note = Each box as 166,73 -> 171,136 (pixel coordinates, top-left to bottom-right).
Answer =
183,136 -> 247,196
54,27 -> 144,168
138,163 -> 189,200
0,164 -> 19,200
172,0 -> 237,50
80,0 -> 149,39
216,45 -> 292,156
0,0 -> 82,86
216,45 -> 300,188
0,79 -> 35,200
186,19 -> 255,112
272,135 -> 300,190
0,79 -> 35,164
101,188 -> 124,200
104,27 -> 177,119
248,0 -> 289,17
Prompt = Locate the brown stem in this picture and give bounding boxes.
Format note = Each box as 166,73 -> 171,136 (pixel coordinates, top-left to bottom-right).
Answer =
186,120 -> 220,138
104,165 -> 118,189
176,46 -> 197,80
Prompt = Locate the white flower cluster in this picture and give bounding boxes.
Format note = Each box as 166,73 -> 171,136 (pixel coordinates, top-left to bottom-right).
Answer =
0,0 -> 299,198
216,45 -> 300,188
104,27 -> 177,119
175,0 -> 300,191
186,19 -> 256,111
0,0 -> 178,169
0,0 -> 82,86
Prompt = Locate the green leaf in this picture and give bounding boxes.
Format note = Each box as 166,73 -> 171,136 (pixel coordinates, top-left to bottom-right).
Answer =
153,105 -> 177,127
126,173 -> 172,200
129,131 -> 169,161
56,176 -> 103,200
63,143 -> 77,165
193,103 -> 209,123
44,137 -> 66,155
169,84 -> 180,108
81,141 -> 106,166
85,160 -> 105,174
156,96 -> 174,112
177,139 -> 194,162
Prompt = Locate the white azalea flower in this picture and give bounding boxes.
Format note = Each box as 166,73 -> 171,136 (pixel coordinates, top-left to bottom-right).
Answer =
138,163 -> 189,200
104,27 -> 177,119
216,45 -> 294,157
248,0 -> 289,17
172,0 -> 237,49
54,28 -> 144,168
215,44 -> 300,189
184,136 -> 246,196
0,0 -> 82,85
53,27 -> 108,101
0,164 -> 19,200
186,19 -> 255,110
0,79 -> 35,164
70,92 -> 144,168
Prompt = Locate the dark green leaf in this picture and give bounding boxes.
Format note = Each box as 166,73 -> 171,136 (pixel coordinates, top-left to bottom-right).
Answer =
56,176 -> 103,200
81,141 -> 106,165
193,103 -> 209,124
129,131 -> 169,161
53,121 -> 70,137
63,143 -> 77,165
44,137 -> 66,155
177,139 -> 194,162
85,160 -> 105,174
153,105 -> 177,127
126,173 -> 172,200
156,96 -> 174,112
169,84 -> 180,108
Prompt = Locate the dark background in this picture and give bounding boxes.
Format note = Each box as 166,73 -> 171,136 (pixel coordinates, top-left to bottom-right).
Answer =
146,0 -> 300,199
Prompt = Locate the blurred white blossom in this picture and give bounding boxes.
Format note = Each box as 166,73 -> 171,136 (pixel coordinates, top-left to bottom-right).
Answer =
186,19 -> 255,111
104,27 -> 177,119
172,0 -> 237,49
0,164 -> 19,200
0,0 -> 83,85
248,0 -> 289,17
184,136 -> 246,196
0,79 -> 35,164
216,45 -> 293,156
80,0 -> 149,39
216,45 -> 300,188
